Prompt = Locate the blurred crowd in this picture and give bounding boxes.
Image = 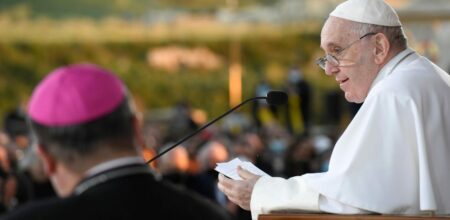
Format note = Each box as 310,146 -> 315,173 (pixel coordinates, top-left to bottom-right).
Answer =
139,67 -> 345,220
0,108 -> 56,213
0,66 -> 353,219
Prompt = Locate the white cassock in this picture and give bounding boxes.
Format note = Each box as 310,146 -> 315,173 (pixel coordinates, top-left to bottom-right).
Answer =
250,48 -> 450,219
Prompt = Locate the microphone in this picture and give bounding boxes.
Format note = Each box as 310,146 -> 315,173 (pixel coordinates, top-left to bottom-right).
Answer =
146,91 -> 288,164
266,91 -> 288,106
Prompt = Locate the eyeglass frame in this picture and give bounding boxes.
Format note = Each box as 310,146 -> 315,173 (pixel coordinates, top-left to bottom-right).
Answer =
315,32 -> 377,70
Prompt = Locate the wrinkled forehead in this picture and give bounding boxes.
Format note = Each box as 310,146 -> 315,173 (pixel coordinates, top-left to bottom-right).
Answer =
320,17 -> 357,51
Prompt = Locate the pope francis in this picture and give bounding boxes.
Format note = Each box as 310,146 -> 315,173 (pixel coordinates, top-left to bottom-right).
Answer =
218,0 -> 450,219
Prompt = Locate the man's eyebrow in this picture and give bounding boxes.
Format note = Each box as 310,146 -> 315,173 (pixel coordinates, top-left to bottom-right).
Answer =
321,42 -> 340,51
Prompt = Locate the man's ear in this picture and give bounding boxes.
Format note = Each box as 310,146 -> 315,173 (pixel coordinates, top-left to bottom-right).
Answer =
132,114 -> 146,151
373,33 -> 390,65
36,145 -> 56,176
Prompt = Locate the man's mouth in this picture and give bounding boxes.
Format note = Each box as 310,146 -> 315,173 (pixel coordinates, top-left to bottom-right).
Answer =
337,78 -> 349,86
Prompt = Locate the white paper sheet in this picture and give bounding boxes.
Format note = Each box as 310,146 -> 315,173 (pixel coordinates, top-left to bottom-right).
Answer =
215,158 -> 270,180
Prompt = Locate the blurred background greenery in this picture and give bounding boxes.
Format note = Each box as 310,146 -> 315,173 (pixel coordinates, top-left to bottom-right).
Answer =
0,0 -> 449,127
0,0 -> 335,124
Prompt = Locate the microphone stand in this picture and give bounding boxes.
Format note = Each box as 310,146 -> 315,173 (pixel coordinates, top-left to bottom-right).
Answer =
146,96 -> 266,164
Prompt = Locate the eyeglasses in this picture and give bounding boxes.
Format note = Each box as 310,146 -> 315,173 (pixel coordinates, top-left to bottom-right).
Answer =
316,32 -> 377,70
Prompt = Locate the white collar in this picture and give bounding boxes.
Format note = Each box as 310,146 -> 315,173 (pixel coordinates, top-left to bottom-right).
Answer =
84,156 -> 145,178
370,48 -> 415,90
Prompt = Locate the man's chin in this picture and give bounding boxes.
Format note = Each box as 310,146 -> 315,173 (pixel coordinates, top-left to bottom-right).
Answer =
344,92 -> 364,104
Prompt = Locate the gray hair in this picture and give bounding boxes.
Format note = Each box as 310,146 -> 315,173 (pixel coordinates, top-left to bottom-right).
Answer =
351,22 -> 408,50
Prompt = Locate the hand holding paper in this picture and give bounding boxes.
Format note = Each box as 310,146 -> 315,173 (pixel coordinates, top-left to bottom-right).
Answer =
215,158 -> 270,180
216,158 -> 269,210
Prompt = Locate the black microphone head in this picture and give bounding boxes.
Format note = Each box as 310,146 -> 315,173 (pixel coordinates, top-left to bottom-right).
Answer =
266,91 -> 288,106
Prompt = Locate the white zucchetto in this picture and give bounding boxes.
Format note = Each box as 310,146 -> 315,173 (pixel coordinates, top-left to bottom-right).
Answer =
330,0 -> 402,27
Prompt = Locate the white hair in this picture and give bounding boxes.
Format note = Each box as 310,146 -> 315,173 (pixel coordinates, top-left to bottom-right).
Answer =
351,22 -> 408,50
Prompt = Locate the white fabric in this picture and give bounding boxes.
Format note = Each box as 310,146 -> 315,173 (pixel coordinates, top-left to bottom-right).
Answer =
303,48 -> 450,214
250,48 -> 450,218
251,176 -> 320,220
319,195 -> 371,214
370,48 -> 414,90
330,0 -> 401,27
251,178 -> 370,219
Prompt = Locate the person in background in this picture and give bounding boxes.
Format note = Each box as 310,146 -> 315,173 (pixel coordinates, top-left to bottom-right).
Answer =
218,0 -> 450,219
187,140 -> 229,207
0,142 -> 16,213
1,63 -> 230,220
285,65 -> 312,135
283,137 -> 316,177
156,143 -> 190,185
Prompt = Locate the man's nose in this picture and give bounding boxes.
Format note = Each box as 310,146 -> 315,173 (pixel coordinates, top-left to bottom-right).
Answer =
325,63 -> 339,76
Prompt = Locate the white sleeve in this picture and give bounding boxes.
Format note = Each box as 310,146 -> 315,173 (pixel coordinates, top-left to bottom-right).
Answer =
250,175 -> 320,220
250,176 -> 371,220
319,195 -> 372,214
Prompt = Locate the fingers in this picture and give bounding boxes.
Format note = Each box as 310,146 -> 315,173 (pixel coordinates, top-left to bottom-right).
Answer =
218,174 -> 241,198
218,174 -> 234,192
217,174 -> 252,210
237,166 -> 259,180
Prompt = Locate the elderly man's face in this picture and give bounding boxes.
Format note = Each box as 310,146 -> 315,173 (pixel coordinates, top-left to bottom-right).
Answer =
320,17 -> 379,103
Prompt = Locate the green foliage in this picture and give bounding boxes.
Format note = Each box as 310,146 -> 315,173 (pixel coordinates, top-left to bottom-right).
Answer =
0,3 -> 342,124
0,33 -> 328,121
0,0 -> 152,19
0,0 -> 275,19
